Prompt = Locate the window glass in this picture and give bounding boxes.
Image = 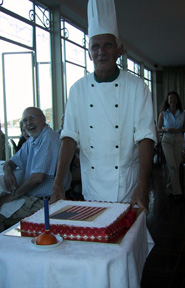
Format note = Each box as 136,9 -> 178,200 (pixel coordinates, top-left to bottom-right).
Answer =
36,27 -> 50,62
3,52 -> 34,138
65,41 -> 85,67
144,68 -> 151,80
66,63 -> 85,99
144,68 -> 152,91
0,41 -> 32,138
127,58 -> 140,76
1,0 -> 33,20
86,50 -> 94,73
38,63 -> 52,127
135,64 -> 140,75
64,22 -> 85,46
0,12 -> 33,47
127,59 -> 134,72
36,27 -> 52,127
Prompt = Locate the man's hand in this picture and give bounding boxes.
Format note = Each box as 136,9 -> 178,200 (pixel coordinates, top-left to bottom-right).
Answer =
131,182 -> 150,214
4,169 -> 18,193
49,182 -> 66,204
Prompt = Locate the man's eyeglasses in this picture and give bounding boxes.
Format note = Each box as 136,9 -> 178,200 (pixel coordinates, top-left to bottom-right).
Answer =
22,115 -> 42,124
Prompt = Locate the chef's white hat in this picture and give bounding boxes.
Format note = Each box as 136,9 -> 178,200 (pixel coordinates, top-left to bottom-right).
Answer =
88,0 -> 119,39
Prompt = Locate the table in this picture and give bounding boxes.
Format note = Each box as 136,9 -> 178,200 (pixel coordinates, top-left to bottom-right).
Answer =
0,212 -> 154,288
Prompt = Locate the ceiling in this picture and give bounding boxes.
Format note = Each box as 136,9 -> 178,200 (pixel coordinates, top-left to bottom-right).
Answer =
38,0 -> 185,70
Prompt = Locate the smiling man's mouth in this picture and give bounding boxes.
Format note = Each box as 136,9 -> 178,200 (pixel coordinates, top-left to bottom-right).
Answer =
27,125 -> 35,131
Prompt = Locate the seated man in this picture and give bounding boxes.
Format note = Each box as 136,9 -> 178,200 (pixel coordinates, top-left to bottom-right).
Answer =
0,107 -> 71,232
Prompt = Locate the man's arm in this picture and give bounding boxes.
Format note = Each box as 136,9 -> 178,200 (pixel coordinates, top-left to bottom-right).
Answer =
0,172 -> 46,206
14,173 -> 46,198
50,137 -> 77,204
131,138 -> 154,214
3,160 -> 18,192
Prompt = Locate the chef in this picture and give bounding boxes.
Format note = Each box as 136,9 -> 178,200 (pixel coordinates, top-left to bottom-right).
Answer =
51,0 -> 156,213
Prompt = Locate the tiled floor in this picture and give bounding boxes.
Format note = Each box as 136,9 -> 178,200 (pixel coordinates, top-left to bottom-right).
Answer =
141,164 -> 185,288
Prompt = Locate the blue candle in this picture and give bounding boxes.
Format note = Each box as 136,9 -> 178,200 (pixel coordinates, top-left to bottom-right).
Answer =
44,198 -> 50,232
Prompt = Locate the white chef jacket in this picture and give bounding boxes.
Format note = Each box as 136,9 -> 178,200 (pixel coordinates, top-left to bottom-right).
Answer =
61,70 -> 156,203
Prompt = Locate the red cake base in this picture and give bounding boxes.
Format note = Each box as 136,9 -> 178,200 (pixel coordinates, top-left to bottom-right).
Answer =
21,208 -> 137,242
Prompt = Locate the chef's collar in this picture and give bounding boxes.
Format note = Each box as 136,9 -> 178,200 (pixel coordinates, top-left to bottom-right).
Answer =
94,66 -> 120,83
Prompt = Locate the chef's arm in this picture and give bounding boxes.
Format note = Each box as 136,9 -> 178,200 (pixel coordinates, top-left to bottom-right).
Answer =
131,138 -> 154,214
50,137 -> 77,204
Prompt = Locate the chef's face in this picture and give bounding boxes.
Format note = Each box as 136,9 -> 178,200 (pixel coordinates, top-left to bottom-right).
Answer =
89,34 -> 123,80
22,108 -> 46,139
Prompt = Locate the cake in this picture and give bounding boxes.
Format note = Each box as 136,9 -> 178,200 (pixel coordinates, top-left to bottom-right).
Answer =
20,200 -> 137,242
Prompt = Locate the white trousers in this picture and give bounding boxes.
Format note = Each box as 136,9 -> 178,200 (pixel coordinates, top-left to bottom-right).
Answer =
162,133 -> 183,195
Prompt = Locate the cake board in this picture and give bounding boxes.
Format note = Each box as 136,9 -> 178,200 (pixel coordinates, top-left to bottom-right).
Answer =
3,207 -> 143,245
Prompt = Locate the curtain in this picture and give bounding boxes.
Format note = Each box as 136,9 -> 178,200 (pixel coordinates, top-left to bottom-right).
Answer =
163,66 -> 185,107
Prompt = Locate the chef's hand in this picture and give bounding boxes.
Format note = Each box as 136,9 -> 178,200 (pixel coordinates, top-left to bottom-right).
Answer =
49,182 -> 66,204
131,182 -> 149,214
4,170 -> 18,193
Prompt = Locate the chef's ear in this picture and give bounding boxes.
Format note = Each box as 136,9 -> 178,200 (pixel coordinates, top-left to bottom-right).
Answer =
88,50 -> 92,61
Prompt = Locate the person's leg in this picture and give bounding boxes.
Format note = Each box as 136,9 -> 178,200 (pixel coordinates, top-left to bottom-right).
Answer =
3,196 -> 43,229
174,134 -> 183,173
162,134 -> 182,196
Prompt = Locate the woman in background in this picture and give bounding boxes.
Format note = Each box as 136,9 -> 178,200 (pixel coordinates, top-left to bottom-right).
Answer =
157,91 -> 185,199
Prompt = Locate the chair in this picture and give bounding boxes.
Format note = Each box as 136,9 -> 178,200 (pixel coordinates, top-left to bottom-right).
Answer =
9,139 -> 18,154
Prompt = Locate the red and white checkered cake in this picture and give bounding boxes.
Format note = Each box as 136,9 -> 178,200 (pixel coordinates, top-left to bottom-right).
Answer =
20,200 -> 136,242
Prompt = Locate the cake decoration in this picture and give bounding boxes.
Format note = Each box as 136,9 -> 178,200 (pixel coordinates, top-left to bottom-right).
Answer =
50,205 -> 106,221
35,198 -> 58,245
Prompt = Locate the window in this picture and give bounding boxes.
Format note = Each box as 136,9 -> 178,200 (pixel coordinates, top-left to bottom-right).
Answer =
61,20 -> 94,102
127,58 -> 152,91
0,12 -> 33,47
1,0 -> 33,20
0,0 -> 52,158
144,68 -> 152,91
127,58 -> 140,77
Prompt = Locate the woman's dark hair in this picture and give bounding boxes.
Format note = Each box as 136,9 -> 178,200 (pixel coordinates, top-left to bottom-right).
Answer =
161,91 -> 183,112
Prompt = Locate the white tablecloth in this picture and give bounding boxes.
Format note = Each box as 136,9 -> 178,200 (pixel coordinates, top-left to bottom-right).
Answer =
0,212 -> 154,288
